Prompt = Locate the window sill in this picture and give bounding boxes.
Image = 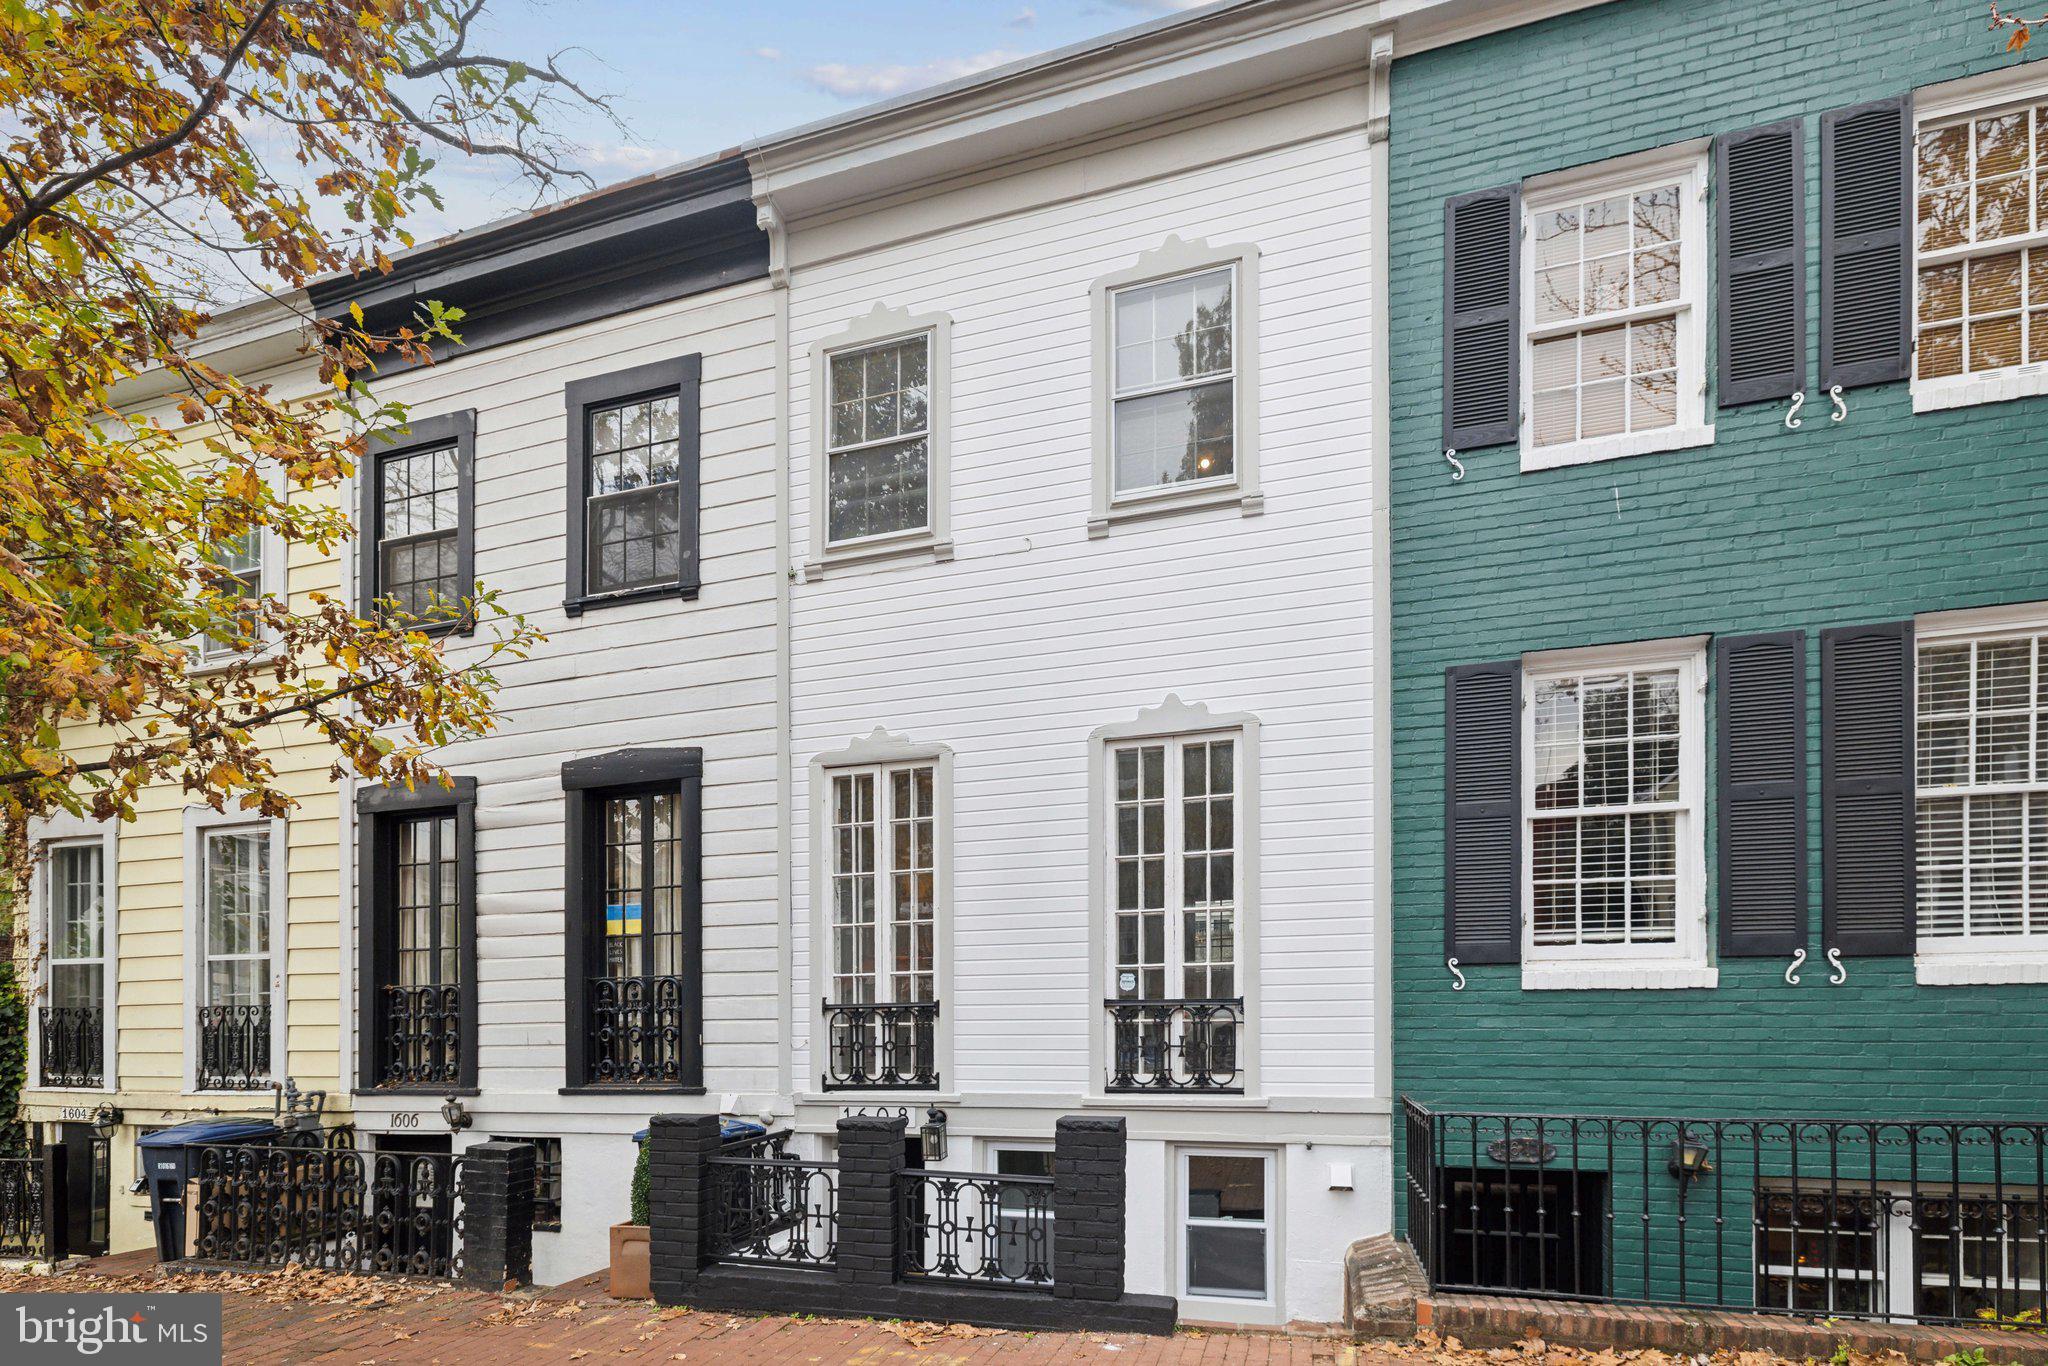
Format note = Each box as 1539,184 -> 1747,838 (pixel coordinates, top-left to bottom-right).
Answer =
1521,424 -> 1715,473
1521,962 -> 1718,992
562,580 -> 699,618
1080,1093 -> 1269,1110
1912,365 -> 2048,413
1089,485 -> 1262,539
352,1086 -> 479,1099
558,1084 -> 707,1096
799,534 -> 953,581
1916,951 -> 2048,986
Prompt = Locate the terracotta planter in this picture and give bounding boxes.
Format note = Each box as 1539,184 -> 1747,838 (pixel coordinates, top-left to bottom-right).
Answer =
609,1222 -> 651,1299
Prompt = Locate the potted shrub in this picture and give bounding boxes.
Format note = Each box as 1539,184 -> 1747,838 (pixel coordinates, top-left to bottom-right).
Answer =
609,1138 -> 652,1298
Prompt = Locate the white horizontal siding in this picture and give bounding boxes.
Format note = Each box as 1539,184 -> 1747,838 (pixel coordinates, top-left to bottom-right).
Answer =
352,278 -> 783,1109
787,88 -> 1378,1104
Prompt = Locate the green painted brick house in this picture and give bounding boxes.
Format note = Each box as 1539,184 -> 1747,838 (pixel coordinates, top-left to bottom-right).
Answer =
1388,0 -> 2048,1327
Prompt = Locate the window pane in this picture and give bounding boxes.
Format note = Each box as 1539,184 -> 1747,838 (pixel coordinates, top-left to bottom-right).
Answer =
828,437 -> 929,543
828,337 -> 930,449
1187,1225 -> 1267,1299
1114,270 -> 1232,393
588,486 -> 682,595
1187,1155 -> 1265,1220
1113,382 -> 1234,493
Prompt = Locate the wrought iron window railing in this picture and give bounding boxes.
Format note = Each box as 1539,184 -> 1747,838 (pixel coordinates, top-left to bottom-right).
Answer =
191,1140 -> 464,1279
705,1132 -> 837,1270
1403,1098 -> 2048,1330
38,1005 -> 103,1088
899,1168 -> 1054,1292
1103,998 -> 1244,1093
376,984 -> 463,1088
0,1155 -> 46,1259
821,1001 -> 940,1090
195,1003 -> 271,1091
586,975 -> 691,1085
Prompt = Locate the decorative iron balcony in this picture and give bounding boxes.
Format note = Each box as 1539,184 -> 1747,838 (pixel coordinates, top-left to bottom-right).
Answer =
37,1005 -> 103,1088
1403,1098 -> 2048,1329
586,974 -> 691,1085
820,1001 -> 940,1090
376,984 -> 462,1088
1104,998 -> 1244,1094
195,1003 -> 271,1091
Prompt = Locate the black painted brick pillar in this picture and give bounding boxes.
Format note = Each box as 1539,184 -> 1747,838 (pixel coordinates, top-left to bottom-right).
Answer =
39,1142 -> 69,1263
648,1113 -> 723,1303
459,1140 -> 536,1290
834,1115 -> 907,1287
1053,1116 -> 1127,1302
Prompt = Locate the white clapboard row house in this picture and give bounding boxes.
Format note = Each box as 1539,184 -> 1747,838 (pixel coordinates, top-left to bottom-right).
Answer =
319,0 -> 1538,1325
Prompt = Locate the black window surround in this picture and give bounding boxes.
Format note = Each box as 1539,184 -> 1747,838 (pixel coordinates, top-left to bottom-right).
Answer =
355,777 -> 479,1095
563,356 -> 703,617
561,747 -> 705,1093
357,410 -> 478,637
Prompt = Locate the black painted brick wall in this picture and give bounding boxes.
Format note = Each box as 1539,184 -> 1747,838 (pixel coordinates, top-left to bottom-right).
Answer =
460,1139 -> 536,1290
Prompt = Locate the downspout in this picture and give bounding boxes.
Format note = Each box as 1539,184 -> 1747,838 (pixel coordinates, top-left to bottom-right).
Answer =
753,176 -> 796,1124
1366,26 -> 1397,1129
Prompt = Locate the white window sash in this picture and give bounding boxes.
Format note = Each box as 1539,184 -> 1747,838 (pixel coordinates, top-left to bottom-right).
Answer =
828,761 -> 938,1006
1106,735 -> 1242,1000
1107,264 -> 1240,501
44,840 -> 107,980
202,828 -> 275,1008
1179,1149 -> 1274,1304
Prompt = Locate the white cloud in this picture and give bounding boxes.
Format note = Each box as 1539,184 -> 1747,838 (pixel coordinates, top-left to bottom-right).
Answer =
1009,6 -> 1038,26
753,46 -> 783,61
574,141 -> 687,175
800,48 -> 1028,101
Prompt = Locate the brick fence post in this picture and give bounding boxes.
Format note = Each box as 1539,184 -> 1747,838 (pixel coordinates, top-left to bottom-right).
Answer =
834,1115 -> 906,1287
459,1140 -> 536,1290
648,1114 -> 722,1303
38,1142 -> 69,1263
1053,1116 -> 1126,1302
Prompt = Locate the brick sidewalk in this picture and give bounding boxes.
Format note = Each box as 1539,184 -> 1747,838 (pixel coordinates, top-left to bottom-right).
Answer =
0,1260 -> 1374,1365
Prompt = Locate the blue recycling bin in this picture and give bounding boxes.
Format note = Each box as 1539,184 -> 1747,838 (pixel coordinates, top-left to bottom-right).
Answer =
137,1118 -> 281,1261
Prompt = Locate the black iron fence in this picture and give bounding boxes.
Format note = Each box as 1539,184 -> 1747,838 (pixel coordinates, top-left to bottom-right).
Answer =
196,1004 -> 271,1090
899,1168 -> 1054,1292
377,984 -> 462,1088
821,1001 -> 939,1090
189,1142 -> 463,1279
0,1153 -> 48,1259
1403,1098 -> 2048,1330
1103,998 -> 1244,1093
704,1130 -> 837,1270
38,1006 -> 103,1089
587,975 -> 690,1085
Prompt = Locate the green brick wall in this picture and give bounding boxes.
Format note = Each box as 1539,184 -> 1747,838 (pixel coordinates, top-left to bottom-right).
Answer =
1389,0 -> 2048,1176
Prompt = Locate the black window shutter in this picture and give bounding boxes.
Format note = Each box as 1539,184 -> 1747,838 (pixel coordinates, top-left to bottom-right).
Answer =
1443,186 -> 1521,451
1820,621 -> 1917,957
1820,95 -> 1912,391
1445,661 -> 1521,965
1716,632 -> 1808,956
1715,120 -> 1807,406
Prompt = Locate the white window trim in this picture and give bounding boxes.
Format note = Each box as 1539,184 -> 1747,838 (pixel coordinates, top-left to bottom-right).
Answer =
1911,66 -> 2048,413
1519,636 -> 1715,991
25,813 -> 118,1094
189,464 -> 288,673
1086,696 -> 1262,1100
1089,237 -> 1264,537
182,806 -> 287,1094
802,304 -> 953,578
1518,143 -> 1714,472
1911,601 -> 2048,983
803,728 -> 953,1097
1175,1146 -> 1280,1318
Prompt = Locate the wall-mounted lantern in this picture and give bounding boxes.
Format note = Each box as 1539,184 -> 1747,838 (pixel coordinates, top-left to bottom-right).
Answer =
441,1094 -> 473,1132
920,1107 -> 948,1163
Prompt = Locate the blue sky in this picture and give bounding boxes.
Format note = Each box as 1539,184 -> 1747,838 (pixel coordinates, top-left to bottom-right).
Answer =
413,0 -> 1209,237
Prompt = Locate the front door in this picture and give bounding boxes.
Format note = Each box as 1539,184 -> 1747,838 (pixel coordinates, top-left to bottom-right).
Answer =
57,1123 -> 109,1257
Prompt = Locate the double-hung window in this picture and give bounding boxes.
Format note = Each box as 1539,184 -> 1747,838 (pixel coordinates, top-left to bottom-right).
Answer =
825,334 -> 932,547
41,840 -> 108,1088
823,761 -> 940,1089
1181,1151 -> 1273,1304
1105,732 -> 1243,1092
1914,619 -> 2048,957
1522,150 -> 1708,469
361,411 -> 474,631
1913,86 -> 2048,388
196,824 -> 276,1090
198,527 -> 266,662
564,357 -> 701,615
1109,266 -> 1236,497
1523,642 -> 1707,975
